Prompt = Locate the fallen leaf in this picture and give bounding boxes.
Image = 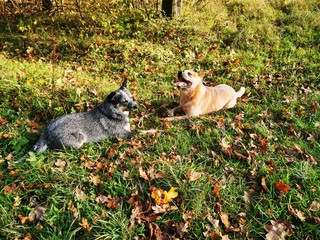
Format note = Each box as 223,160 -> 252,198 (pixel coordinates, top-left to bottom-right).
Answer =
69,200 -> 79,218
261,177 -> 270,193
264,220 -> 295,240
106,196 -> 120,209
288,205 -> 307,222
233,58 -> 240,66
150,186 -> 178,205
55,159 -> 66,172
29,206 -> 46,221
75,186 -> 87,201
186,170 -> 204,182
309,201 -> 320,212
213,182 -> 221,197
25,233 -> 32,240
163,187 -> 178,203
220,138 -> 233,157
95,195 -> 109,204
79,217 -> 91,232
148,222 -> 167,240
28,121 -> 41,130
220,212 -> 231,230
13,196 -> 21,207
274,180 -> 290,194
18,214 -> 29,224
259,139 -> 268,152
89,174 -> 101,185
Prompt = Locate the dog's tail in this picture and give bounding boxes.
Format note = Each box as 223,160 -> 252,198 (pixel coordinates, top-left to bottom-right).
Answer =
236,87 -> 245,98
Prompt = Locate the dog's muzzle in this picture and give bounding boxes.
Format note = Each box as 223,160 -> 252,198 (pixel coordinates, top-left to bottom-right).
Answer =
128,102 -> 138,111
175,71 -> 192,88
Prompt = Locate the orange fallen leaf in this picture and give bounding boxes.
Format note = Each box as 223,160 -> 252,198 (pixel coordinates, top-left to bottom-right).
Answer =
79,217 -> 91,232
274,180 -> 290,194
213,182 -> 220,197
28,121 -> 41,130
18,214 -> 30,224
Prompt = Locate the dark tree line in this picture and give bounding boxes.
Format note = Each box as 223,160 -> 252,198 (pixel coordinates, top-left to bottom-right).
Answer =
40,0 -> 182,17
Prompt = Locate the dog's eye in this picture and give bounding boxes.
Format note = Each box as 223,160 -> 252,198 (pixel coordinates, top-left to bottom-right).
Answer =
187,72 -> 192,77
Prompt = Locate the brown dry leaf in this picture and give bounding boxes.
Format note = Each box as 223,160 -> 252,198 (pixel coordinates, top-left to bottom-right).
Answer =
222,235 -> 231,240
309,200 -> 320,212
18,214 -> 29,224
95,195 -> 109,204
259,139 -> 268,152
313,216 -> 320,224
84,161 -> 96,169
89,174 -> 101,185
288,205 -> 307,222
3,183 -> 20,194
55,159 -> 66,172
203,225 -> 221,239
261,177 -> 270,193
75,186 -> 87,201
69,200 -> 79,218
186,169 -> 204,182
220,138 -> 233,157
29,206 -> 46,221
274,180 -> 290,194
213,182 -> 221,197
0,117 -> 8,125
28,121 -> 41,130
220,212 -> 231,230
233,58 -> 240,66
9,170 -> 18,177
138,166 -> 165,181
106,196 -> 120,209
79,217 -> 91,232
264,220 -> 295,240
138,166 -> 150,180
106,146 -> 117,159
152,203 -> 178,214
13,196 -> 21,207
5,152 -> 14,160
148,222 -> 167,240
25,233 -> 32,240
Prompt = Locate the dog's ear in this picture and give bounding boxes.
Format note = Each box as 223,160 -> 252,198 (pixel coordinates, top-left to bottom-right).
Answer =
107,91 -> 117,102
121,79 -> 127,88
199,72 -> 205,79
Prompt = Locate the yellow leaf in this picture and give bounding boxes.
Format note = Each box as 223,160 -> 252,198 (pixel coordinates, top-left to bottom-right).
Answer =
150,186 -> 178,205
163,187 -> 178,203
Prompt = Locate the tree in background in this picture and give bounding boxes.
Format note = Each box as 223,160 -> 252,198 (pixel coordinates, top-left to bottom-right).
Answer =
162,0 -> 182,17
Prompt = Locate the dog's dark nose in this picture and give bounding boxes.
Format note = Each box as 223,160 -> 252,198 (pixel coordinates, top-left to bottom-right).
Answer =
131,104 -> 138,111
178,71 -> 182,79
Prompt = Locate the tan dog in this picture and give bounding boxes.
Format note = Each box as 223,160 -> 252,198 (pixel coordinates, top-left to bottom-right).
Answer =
171,70 -> 245,117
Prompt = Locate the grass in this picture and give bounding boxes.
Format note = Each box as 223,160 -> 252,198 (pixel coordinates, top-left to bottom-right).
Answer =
0,0 -> 320,239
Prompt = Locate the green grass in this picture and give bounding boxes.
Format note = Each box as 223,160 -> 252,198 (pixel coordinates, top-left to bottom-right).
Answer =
1,0 -> 320,239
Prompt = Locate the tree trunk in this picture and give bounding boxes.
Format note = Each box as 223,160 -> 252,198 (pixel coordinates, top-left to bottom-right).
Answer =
162,0 -> 182,18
